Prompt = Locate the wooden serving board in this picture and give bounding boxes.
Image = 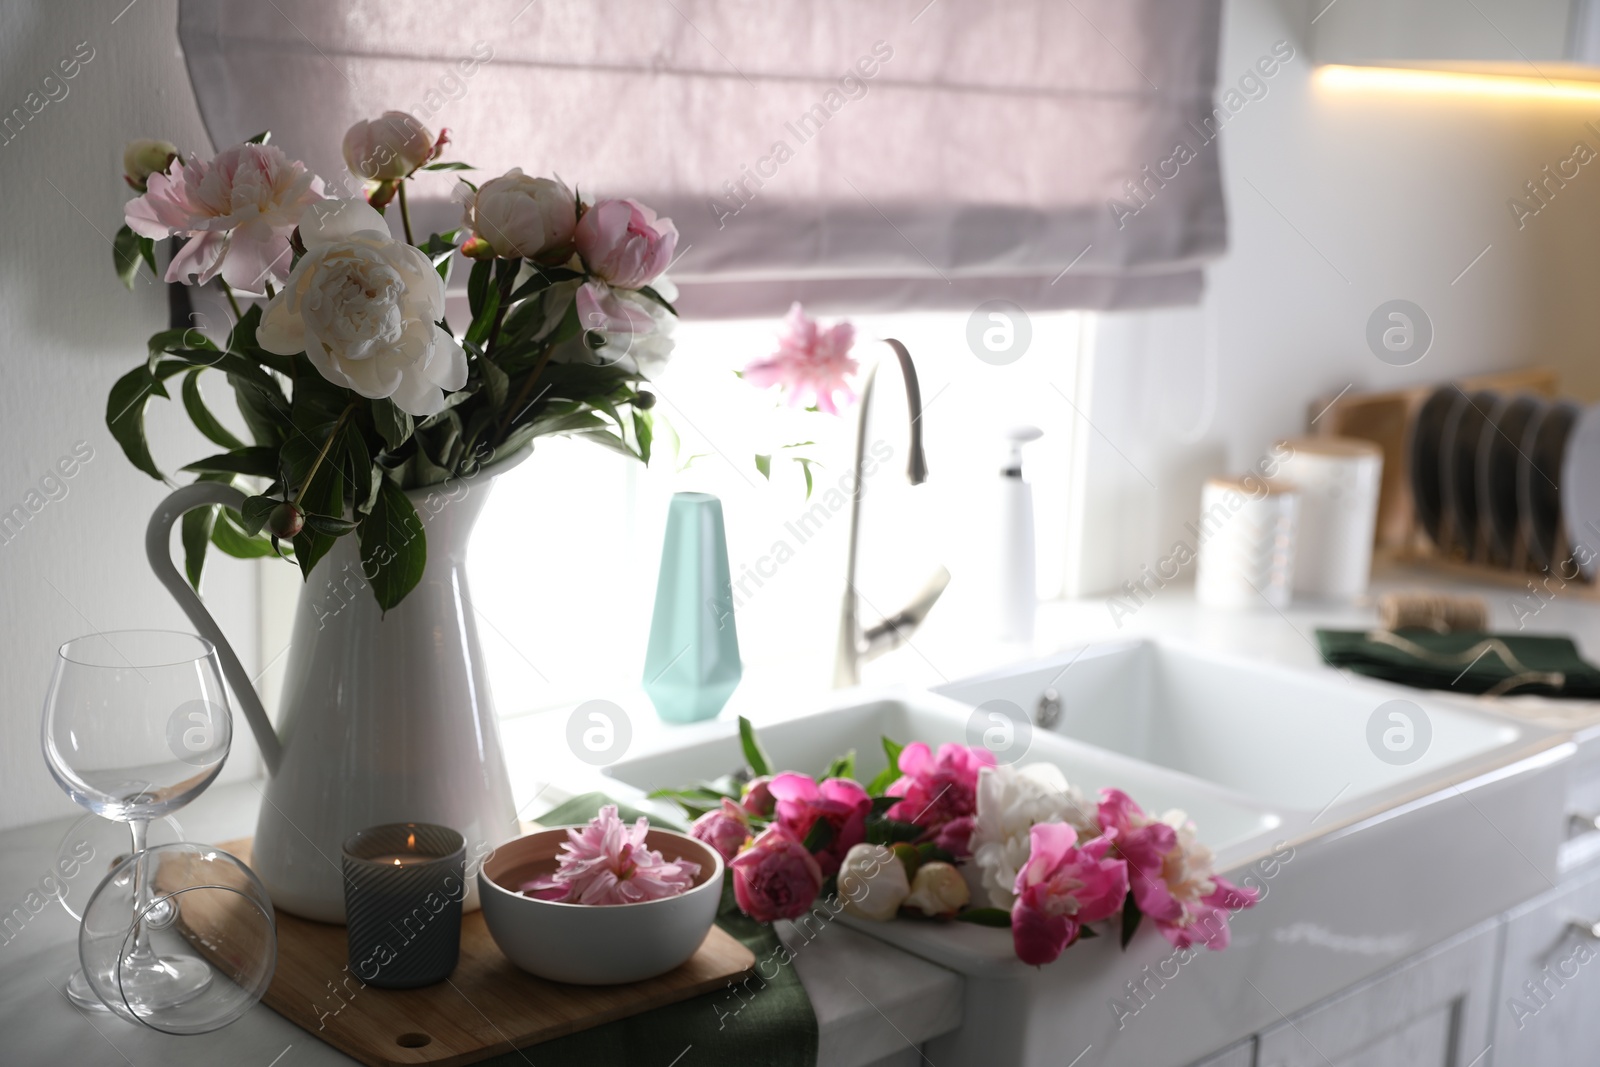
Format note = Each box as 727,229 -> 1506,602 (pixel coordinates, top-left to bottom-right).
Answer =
221,840 -> 754,1067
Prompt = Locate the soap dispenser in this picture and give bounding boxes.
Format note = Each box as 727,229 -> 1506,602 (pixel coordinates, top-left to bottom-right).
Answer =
999,426 -> 1043,643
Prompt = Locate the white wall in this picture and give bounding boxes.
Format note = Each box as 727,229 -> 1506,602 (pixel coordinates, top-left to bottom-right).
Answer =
1075,0 -> 1600,595
0,1 -> 261,831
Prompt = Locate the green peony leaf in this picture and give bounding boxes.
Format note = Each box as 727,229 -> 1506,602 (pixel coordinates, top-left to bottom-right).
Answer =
210,509 -> 278,559
180,445 -> 280,478
359,478 -> 426,612
738,715 -> 772,778
181,369 -> 245,451
467,257 -> 494,325
1120,890 -> 1143,950
113,225 -> 143,290
370,399 -> 414,452
106,365 -> 173,480
181,504 -> 217,590
237,494 -> 279,537
289,460 -> 345,581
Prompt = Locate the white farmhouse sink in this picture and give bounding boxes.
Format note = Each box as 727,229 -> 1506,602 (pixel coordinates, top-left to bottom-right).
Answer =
596,640 -> 1572,1067
606,693 -> 1279,853
935,638 -> 1526,815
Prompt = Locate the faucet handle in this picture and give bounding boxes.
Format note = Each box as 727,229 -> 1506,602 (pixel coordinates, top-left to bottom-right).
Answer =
861,565 -> 952,656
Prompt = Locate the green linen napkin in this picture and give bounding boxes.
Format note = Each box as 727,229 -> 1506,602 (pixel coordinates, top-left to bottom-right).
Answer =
1316,629 -> 1600,699
478,792 -> 818,1067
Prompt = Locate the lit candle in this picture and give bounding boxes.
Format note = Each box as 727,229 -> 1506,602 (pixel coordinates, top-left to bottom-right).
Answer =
341,822 -> 466,989
366,854 -> 432,867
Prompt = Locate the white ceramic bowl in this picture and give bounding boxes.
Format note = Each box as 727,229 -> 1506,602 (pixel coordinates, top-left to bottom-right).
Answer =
478,826 -> 724,985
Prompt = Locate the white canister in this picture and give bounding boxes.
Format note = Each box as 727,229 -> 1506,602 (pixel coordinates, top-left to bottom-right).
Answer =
1275,437 -> 1383,601
1194,477 -> 1300,609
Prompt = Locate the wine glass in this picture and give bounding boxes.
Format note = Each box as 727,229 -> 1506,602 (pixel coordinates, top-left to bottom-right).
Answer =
80,843 -> 276,1033
41,631 -> 232,1013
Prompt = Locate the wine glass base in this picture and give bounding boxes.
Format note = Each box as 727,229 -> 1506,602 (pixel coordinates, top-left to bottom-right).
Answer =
121,952 -> 213,1015
65,967 -> 111,1012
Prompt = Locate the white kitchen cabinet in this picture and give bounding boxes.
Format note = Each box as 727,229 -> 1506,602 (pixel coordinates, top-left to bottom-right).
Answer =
1254,920 -> 1498,1067
1491,863 -> 1600,1065
1185,1040 -> 1255,1067
1310,0 -> 1581,69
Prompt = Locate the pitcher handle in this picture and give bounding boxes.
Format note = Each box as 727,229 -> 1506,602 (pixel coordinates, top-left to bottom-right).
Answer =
146,482 -> 282,773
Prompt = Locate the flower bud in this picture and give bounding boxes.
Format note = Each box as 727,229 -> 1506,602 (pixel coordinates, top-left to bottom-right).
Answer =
343,111 -> 434,181
267,502 -> 304,539
741,774 -> 776,818
123,138 -> 178,192
689,798 -> 750,863
460,234 -> 496,260
460,168 -> 576,261
903,861 -> 970,919
838,843 -> 910,922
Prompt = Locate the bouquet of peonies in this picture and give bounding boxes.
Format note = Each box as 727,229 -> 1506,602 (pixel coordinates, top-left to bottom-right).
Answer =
109,112 -> 676,608
657,719 -> 1258,966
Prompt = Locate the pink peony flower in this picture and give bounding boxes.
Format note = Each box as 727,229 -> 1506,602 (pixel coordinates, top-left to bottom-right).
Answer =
575,198 -> 677,290
767,772 -> 871,877
933,814 -> 976,859
522,805 -> 700,906
730,826 -> 824,922
885,742 -> 996,834
741,775 -> 776,818
743,303 -> 860,415
690,798 -> 751,863
1097,789 -> 1258,951
124,141 -> 324,294
1011,822 -> 1129,966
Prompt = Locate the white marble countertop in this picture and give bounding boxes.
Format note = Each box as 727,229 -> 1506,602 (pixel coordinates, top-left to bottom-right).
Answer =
0,779 -> 962,1067
9,560 -> 1597,1065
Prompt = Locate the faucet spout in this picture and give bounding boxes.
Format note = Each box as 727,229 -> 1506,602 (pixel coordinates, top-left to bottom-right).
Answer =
834,339 -> 949,688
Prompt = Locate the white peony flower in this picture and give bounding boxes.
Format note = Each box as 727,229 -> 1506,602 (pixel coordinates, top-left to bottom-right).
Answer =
1157,810 -> 1219,902
257,199 -> 466,417
969,763 -> 1099,910
459,168 -> 576,260
837,843 -> 910,922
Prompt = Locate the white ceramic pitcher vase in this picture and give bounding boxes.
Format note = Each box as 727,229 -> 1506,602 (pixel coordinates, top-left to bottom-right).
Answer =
145,455 -> 523,922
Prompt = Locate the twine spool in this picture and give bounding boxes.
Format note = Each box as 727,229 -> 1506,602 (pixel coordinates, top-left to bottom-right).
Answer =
1376,590 -> 1489,633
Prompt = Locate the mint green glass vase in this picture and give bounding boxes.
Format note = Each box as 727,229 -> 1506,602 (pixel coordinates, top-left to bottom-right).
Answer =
642,492 -> 743,723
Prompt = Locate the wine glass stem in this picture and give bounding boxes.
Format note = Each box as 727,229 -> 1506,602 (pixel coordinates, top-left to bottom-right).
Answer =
127,817 -> 156,963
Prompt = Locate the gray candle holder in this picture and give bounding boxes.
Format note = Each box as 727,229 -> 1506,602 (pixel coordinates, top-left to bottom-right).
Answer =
341,822 -> 466,989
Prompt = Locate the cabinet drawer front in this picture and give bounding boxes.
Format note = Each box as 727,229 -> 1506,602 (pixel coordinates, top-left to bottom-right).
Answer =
1494,863 -> 1600,1064
1186,1040 -> 1254,1067
1256,921 -> 1497,1067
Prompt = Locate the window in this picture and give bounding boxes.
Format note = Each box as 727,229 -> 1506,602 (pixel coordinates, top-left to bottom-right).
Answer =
466,309 -> 1089,718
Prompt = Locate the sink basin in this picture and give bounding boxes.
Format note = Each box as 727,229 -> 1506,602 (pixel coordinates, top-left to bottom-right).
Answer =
591,641 -> 1570,1067
604,692 -> 1279,854
935,638 -> 1524,813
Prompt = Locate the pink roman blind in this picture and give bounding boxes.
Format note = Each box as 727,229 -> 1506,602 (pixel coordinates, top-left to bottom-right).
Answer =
178,0 -> 1226,316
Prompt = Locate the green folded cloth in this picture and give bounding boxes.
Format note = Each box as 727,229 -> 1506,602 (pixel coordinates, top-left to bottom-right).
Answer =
480,792 -> 818,1067
1316,628 -> 1600,699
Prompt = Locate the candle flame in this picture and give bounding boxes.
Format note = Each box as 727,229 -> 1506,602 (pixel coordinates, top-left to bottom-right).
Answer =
392,858 -> 402,866
406,831 -> 416,850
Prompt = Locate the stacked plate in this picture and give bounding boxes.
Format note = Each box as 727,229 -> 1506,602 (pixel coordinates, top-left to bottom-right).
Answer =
1408,385 -> 1599,577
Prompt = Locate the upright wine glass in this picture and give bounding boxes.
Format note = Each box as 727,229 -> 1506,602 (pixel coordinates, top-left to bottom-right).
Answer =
41,631 -> 232,1012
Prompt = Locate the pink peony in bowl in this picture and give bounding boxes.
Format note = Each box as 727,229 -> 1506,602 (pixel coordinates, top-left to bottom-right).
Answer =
478,826 -> 724,985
